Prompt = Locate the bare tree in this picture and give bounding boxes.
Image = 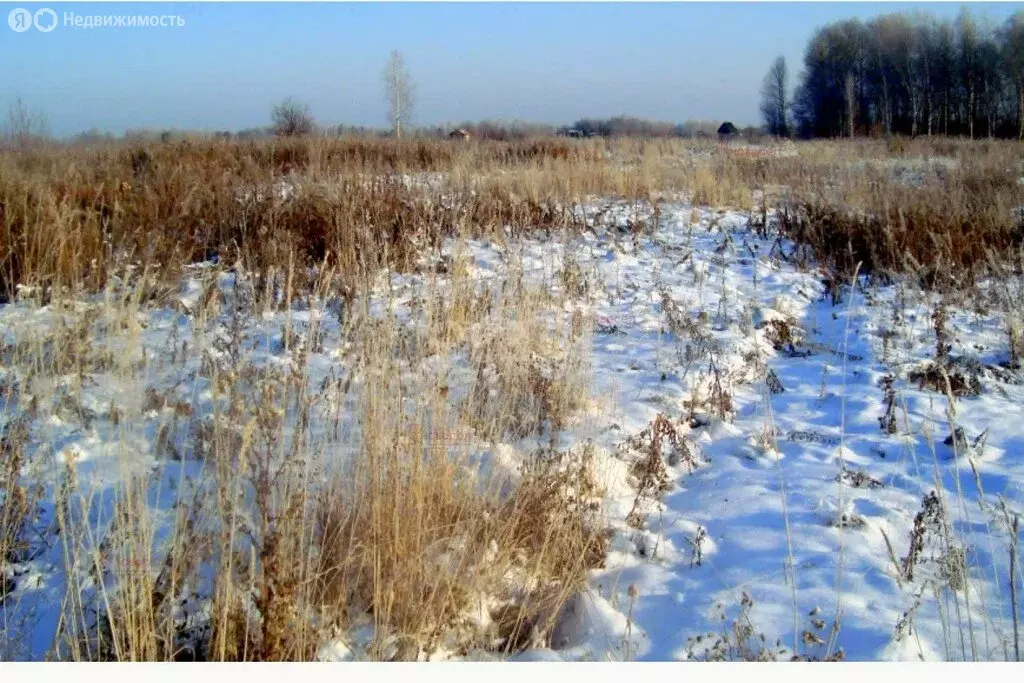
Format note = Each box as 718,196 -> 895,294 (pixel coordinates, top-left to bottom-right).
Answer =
759,56 -> 790,137
383,50 -> 415,138
1002,12 -> 1024,140
271,97 -> 314,137
957,9 -> 981,139
3,98 -> 50,149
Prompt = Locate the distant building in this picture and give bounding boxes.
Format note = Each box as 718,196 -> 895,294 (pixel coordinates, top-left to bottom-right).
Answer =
717,121 -> 740,141
449,128 -> 471,140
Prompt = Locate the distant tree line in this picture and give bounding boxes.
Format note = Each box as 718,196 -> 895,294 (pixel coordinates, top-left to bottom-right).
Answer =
561,116 -> 677,138
52,117 -> 765,145
418,120 -> 557,141
558,117 -> 761,140
786,8 -> 1024,139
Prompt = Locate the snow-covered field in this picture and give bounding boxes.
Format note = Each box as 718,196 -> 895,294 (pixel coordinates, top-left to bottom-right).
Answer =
2,199 -> 1021,661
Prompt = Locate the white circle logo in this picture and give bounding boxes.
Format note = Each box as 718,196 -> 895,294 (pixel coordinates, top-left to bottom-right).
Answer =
33,8 -> 57,32
8,7 -> 32,32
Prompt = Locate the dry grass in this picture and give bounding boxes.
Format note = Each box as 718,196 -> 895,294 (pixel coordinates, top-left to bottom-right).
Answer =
6,135 -> 1020,301
3,134 -> 1024,660
1,411 -> 35,603
774,143 -> 1024,287
1,239 -> 602,660
0,137 -> 639,302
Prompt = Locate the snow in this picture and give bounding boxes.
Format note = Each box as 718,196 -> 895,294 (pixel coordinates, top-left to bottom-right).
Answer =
2,199 -> 1021,661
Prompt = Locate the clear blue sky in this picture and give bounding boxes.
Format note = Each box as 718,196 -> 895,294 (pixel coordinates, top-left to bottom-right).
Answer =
2,2 -> 1021,136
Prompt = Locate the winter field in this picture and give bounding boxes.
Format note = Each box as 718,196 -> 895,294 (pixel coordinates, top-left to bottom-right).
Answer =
1,137 -> 1023,661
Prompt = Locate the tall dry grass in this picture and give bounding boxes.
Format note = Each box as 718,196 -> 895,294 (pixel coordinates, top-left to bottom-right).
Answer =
4,134 -> 1024,660
7,135 -> 1019,302
1,240 -> 603,660
0,137 -> 624,302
